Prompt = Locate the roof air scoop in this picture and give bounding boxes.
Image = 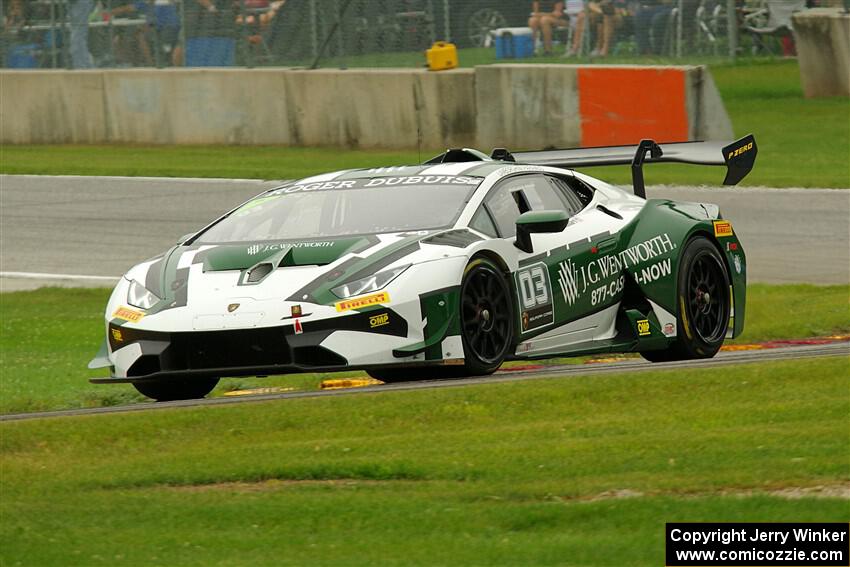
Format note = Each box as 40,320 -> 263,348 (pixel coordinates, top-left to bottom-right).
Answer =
423,148 -> 492,164
490,148 -> 515,162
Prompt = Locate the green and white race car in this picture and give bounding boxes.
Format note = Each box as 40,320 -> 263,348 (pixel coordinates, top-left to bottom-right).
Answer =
90,136 -> 757,401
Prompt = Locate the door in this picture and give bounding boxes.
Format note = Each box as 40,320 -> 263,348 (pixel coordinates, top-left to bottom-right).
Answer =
478,173 -> 628,354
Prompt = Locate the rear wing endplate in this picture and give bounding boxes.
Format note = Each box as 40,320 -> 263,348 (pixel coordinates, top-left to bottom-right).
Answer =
510,135 -> 757,198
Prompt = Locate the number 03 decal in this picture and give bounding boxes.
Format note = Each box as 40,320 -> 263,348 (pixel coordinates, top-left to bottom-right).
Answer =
515,263 -> 555,333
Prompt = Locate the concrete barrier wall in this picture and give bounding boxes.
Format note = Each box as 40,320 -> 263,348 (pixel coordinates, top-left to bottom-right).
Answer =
1,65 -> 732,148
793,9 -> 850,98
475,64 -> 732,150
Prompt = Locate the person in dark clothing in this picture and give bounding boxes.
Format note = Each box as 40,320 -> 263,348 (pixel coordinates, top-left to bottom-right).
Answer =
634,0 -> 672,54
184,0 -> 237,66
107,0 -> 154,66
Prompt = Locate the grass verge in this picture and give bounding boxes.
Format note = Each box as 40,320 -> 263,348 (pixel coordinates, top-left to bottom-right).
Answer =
1,357 -> 848,565
0,284 -> 847,414
1,60 -> 848,187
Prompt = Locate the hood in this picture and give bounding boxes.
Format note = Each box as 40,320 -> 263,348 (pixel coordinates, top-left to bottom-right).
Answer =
129,230 -> 483,313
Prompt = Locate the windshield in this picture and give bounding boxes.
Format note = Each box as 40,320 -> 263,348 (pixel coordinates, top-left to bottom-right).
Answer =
196,175 -> 481,243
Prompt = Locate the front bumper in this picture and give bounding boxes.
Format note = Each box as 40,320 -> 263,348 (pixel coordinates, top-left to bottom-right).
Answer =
94,306 -> 416,383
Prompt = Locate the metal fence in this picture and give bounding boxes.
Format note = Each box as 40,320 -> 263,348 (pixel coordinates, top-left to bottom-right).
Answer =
1,0 -> 829,70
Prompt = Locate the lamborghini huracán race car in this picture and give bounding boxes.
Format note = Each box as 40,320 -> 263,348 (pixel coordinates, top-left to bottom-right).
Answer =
90,136 -> 757,401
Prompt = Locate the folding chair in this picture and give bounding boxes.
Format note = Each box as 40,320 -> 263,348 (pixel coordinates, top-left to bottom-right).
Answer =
744,0 -> 806,54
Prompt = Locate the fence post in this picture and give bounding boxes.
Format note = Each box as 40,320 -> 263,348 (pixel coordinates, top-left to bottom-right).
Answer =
150,0 -> 163,68
443,0 -> 450,41
51,0 -> 58,68
240,0 -> 253,67
178,0 -> 186,66
676,0 -> 683,57
726,0 -> 737,61
310,0 -> 318,59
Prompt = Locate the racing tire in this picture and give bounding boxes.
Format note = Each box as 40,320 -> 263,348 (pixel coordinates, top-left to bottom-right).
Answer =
641,237 -> 731,362
133,377 -> 220,402
459,257 -> 514,376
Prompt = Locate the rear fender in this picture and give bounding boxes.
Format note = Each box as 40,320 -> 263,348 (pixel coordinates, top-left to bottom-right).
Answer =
619,201 -> 746,338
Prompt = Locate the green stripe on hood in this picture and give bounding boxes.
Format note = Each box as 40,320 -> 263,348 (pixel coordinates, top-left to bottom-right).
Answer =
200,237 -> 375,272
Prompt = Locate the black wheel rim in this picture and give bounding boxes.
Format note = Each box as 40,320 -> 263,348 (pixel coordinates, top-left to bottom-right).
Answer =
686,251 -> 728,344
467,9 -> 507,47
461,265 -> 511,364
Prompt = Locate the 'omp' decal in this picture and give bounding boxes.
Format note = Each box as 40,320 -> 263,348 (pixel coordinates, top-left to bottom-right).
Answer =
335,292 -> 390,312
713,220 -> 734,237
637,319 -> 651,336
369,313 -> 390,328
112,306 -> 145,323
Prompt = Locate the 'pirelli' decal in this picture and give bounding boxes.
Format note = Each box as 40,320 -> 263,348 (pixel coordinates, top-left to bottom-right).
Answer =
112,306 -> 145,323
335,292 -> 390,312
713,220 -> 734,238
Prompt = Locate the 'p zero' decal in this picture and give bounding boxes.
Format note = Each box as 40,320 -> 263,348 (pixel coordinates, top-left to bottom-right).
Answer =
515,262 -> 554,333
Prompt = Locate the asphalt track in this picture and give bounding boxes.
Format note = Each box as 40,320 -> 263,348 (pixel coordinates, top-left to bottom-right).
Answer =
1,342 -> 847,422
1,175 -> 849,290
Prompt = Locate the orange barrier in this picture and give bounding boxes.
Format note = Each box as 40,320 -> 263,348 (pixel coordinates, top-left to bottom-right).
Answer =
577,67 -> 689,146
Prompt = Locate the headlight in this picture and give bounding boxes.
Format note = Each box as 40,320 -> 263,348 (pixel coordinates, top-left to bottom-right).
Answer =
126,279 -> 161,310
331,265 -> 410,299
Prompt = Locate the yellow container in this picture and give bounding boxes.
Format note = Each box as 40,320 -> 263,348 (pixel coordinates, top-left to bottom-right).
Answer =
426,41 -> 458,71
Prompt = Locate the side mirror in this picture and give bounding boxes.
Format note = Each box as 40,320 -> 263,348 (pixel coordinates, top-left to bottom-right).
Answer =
514,210 -> 569,253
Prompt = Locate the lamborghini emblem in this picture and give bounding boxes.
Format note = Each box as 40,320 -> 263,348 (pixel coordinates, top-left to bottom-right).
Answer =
227,303 -> 240,313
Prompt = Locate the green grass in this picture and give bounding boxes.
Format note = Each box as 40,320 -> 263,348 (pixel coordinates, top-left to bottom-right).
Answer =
0,284 -> 847,415
1,357 -> 847,565
0,145 -> 425,182
1,60 -> 848,186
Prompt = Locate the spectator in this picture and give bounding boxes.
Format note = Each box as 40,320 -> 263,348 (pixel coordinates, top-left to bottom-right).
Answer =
69,0 -> 95,68
4,0 -> 25,28
236,0 -> 286,50
566,0 -> 620,56
140,0 -> 183,66
528,1 -> 567,55
3,0 -> 35,68
184,0 -> 237,67
107,1 -> 154,66
236,0 -> 285,28
634,0 -> 673,54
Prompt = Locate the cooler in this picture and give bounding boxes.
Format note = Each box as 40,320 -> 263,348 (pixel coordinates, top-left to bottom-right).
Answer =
493,27 -> 534,59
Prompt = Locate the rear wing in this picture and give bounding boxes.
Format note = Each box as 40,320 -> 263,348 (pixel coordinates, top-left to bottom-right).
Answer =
509,135 -> 757,198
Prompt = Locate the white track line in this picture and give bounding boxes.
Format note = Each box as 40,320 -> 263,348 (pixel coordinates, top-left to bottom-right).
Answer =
0,174 -> 285,184
0,271 -> 119,282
